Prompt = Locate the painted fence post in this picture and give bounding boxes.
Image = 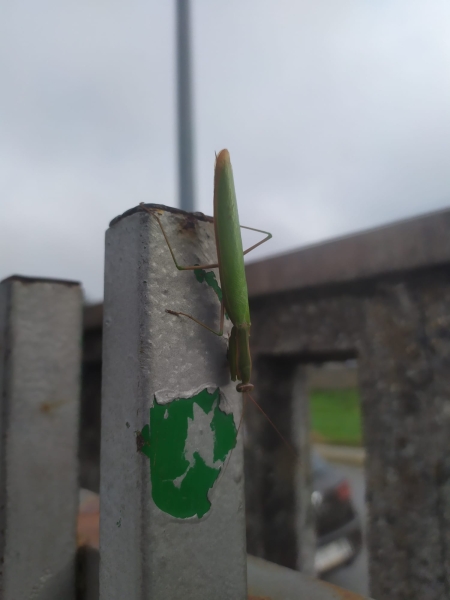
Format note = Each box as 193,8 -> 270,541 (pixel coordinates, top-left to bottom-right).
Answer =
0,276 -> 82,599
100,206 -> 247,600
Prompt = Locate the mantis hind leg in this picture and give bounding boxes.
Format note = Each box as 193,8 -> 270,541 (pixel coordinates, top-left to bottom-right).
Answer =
140,204 -> 219,270
240,224 -> 272,256
166,298 -> 225,337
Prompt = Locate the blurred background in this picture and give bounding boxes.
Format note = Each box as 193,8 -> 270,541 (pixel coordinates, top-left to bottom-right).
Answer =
2,2 -> 450,598
1,0 -> 450,301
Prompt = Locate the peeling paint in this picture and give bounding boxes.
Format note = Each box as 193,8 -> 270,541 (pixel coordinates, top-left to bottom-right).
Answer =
140,387 -> 237,518
155,383 -> 230,408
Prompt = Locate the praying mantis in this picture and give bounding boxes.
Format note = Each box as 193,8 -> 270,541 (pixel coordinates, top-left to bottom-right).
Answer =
140,149 -> 295,453
140,148 -> 271,393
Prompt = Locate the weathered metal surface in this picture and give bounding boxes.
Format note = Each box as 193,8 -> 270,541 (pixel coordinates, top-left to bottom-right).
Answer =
100,205 -> 246,599
246,207 -> 450,297
0,276 -> 82,599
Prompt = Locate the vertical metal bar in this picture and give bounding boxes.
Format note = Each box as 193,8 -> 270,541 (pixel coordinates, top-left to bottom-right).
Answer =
291,365 -> 316,575
100,206 -> 247,600
176,0 -> 196,213
0,276 -> 82,599
244,358 -> 315,573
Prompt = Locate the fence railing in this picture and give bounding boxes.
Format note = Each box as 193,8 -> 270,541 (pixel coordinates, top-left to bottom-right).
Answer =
4,205 -> 449,599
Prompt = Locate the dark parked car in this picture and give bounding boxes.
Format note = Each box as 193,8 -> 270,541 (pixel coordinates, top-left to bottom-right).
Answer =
311,451 -> 363,575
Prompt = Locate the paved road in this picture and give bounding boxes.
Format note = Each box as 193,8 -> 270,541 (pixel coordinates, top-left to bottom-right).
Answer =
321,462 -> 370,597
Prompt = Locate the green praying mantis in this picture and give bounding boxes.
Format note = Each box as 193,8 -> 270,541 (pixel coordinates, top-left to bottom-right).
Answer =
140,149 -> 295,452
140,148 -> 271,393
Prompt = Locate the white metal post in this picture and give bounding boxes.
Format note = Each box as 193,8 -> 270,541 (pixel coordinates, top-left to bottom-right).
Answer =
0,276 -> 82,599
100,206 -> 247,599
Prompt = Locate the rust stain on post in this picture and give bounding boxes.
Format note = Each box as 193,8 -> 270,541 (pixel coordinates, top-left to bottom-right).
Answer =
40,399 -> 67,414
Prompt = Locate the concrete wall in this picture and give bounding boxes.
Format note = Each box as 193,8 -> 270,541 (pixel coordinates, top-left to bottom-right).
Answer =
245,208 -> 450,600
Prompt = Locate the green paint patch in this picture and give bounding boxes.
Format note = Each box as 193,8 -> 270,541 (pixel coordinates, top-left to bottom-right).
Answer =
194,268 -> 229,320
139,387 -> 237,519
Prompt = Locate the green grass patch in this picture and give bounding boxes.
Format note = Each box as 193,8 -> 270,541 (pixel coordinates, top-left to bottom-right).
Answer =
310,388 -> 362,447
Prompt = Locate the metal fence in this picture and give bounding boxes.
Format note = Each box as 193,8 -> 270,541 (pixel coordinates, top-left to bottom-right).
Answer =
3,205 -> 450,599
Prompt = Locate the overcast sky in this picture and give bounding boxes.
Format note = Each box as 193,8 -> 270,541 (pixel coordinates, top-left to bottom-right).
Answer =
1,0 -> 450,301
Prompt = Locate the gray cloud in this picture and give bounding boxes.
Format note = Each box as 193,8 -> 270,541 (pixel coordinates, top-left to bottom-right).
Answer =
1,0 -> 449,299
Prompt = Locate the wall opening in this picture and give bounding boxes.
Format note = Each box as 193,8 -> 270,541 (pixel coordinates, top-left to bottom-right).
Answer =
306,359 -> 368,596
